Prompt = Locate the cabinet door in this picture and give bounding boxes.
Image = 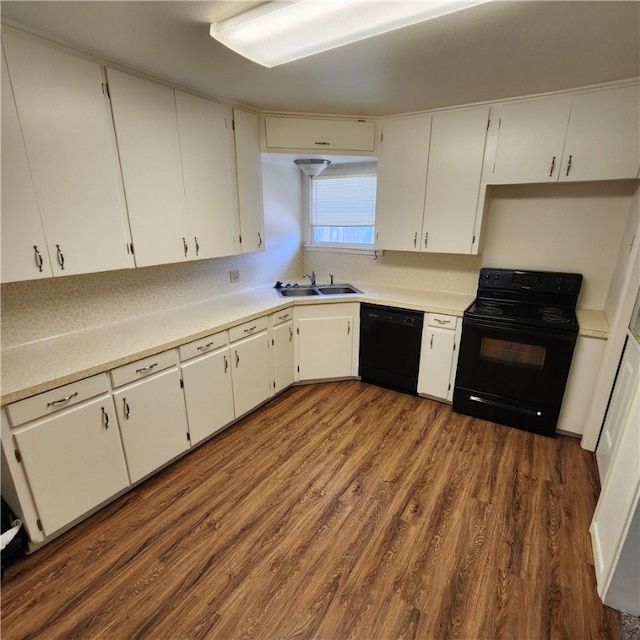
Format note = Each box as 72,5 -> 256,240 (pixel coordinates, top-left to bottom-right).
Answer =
488,95 -> 572,184
113,368 -> 190,483
418,328 -> 456,400
375,115 -> 430,252
560,86 -> 640,182
1,53 -> 52,282
273,320 -> 295,393
423,107 -> 489,254
181,347 -> 235,446
107,69 -> 189,267
13,396 -> 129,536
297,316 -> 355,380
2,34 -> 132,277
230,331 -> 271,417
233,109 -> 265,253
175,91 -> 240,260
596,336 -> 640,483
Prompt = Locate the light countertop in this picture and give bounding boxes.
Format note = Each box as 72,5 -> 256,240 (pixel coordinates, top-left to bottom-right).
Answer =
0,283 -> 607,405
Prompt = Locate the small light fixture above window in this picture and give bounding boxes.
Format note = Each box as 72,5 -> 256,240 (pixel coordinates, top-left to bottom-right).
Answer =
209,0 -> 491,68
294,158 -> 331,178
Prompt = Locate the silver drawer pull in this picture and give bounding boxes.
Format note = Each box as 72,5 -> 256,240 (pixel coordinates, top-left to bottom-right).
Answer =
278,314 -> 290,321
197,342 -> 215,351
47,392 -> 79,407
243,325 -> 257,334
123,398 -> 130,419
101,407 -> 109,429
434,318 -> 452,325
135,362 -> 158,374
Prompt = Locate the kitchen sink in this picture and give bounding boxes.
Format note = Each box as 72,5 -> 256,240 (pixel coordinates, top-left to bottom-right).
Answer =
277,283 -> 362,297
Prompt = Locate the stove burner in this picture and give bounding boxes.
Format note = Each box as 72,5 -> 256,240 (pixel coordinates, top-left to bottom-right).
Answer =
539,307 -> 571,324
474,302 -> 503,316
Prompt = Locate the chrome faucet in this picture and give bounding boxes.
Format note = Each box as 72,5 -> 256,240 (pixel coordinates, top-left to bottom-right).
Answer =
303,271 -> 316,286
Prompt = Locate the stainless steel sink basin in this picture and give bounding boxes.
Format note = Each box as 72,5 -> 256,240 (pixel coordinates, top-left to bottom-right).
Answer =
279,287 -> 320,297
317,285 -> 362,295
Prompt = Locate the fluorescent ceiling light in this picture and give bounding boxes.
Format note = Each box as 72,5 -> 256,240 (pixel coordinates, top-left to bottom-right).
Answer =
210,0 -> 490,68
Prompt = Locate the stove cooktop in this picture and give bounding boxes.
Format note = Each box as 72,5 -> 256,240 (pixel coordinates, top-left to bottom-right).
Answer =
465,298 -> 579,331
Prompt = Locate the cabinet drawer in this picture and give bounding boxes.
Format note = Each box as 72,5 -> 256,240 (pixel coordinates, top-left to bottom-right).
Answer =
6,373 -> 110,427
110,349 -> 178,388
229,316 -> 269,342
179,330 -> 228,361
427,313 -> 458,330
272,308 -> 293,327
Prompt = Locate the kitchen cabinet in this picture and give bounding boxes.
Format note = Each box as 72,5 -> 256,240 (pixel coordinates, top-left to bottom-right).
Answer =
271,308 -> 295,393
486,84 -> 639,185
375,107 -> 489,254
1,52 -> 52,282
418,314 -> 461,402
5,375 -> 129,537
234,109 -> 265,253
229,317 -> 272,417
2,32 -> 133,278
295,303 -> 359,381
111,350 -> 190,483
556,336 -> 607,438
179,331 -> 235,447
263,115 -> 376,152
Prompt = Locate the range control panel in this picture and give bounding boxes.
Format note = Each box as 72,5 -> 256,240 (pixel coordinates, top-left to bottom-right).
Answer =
478,268 -> 583,297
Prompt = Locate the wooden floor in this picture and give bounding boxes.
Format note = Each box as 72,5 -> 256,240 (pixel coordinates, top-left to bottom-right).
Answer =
1,381 -> 621,640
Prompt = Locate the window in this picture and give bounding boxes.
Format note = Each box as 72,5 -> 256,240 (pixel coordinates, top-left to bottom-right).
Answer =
308,162 -> 377,248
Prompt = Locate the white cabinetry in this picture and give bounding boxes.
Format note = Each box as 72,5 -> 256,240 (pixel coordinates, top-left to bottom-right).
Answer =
264,116 -> 376,152
295,303 -> 359,381
2,32 -> 133,278
4,375 -> 129,537
376,107 -> 489,254
234,109 -> 266,253
418,314 -> 461,402
111,350 -> 190,483
229,317 -> 272,417
271,308 -> 295,394
179,331 -> 235,447
486,84 -> 639,185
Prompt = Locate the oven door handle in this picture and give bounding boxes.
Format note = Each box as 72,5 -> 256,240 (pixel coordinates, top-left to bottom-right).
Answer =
463,317 -> 577,341
469,395 -> 544,418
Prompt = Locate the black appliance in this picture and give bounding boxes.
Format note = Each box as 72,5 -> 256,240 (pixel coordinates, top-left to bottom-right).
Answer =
359,303 -> 423,395
453,268 -> 582,437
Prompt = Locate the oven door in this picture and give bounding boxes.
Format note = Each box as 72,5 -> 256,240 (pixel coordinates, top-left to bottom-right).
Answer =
453,318 -> 577,436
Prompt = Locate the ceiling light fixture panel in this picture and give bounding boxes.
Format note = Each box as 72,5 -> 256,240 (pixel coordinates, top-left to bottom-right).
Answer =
210,0 -> 491,68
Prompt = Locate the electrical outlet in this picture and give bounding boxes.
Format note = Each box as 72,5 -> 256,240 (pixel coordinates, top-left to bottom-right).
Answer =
229,269 -> 240,283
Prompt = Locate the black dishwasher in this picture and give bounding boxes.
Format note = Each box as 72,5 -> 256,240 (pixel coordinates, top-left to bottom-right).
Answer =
359,303 -> 424,395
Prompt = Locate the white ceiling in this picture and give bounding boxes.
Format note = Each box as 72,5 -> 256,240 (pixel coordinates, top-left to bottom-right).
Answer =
2,1 -> 639,117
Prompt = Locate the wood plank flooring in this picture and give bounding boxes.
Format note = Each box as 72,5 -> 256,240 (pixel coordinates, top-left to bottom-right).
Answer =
1,380 -> 621,639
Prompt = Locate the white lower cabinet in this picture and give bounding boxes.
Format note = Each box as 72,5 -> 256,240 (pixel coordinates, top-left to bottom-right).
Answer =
5,375 -> 129,538
179,333 -> 235,447
229,317 -> 272,417
295,303 -> 359,381
111,351 -> 190,483
271,308 -> 295,394
418,314 -> 461,402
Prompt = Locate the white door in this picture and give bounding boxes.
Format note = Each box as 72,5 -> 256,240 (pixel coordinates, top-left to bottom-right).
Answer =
423,107 -> 489,254
114,368 -> 190,483
175,91 -> 240,260
3,33 -> 133,277
418,328 -> 456,400
375,115 -> 430,251
13,396 -> 130,536
107,69 -> 190,267
560,86 -> 640,182
233,109 -> 265,254
273,321 -> 295,393
488,95 -> 572,184
1,53 -> 52,282
297,316 -> 355,380
230,331 -> 271,417
181,347 -> 235,446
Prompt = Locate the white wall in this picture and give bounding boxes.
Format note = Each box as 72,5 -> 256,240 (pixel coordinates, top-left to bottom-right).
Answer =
0,161 -> 303,348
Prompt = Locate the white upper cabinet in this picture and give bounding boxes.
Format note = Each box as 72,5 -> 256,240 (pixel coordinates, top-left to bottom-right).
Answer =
107,69 -> 190,267
375,115 -> 431,252
376,107 -> 489,255
1,52 -> 52,282
233,109 -> 265,253
2,33 -> 133,278
175,91 -> 241,259
559,85 -> 640,182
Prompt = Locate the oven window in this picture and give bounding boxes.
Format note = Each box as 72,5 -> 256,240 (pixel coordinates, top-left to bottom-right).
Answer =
480,338 -> 546,369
